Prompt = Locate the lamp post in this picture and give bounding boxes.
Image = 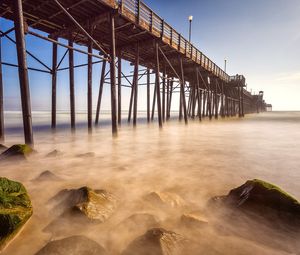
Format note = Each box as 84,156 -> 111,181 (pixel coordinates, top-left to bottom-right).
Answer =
224,59 -> 227,73
188,15 -> 193,44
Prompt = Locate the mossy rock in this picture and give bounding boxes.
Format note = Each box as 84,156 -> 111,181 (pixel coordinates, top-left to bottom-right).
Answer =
0,144 -> 34,161
211,179 -> 300,228
122,228 -> 188,255
0,177 -> 32,251
35,235 -> 107,255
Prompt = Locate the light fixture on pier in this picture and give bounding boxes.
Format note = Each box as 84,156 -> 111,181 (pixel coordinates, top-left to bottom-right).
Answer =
188,15 -> 193,43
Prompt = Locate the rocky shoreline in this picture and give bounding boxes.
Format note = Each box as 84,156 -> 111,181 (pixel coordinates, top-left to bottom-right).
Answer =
0,144 -> 300,254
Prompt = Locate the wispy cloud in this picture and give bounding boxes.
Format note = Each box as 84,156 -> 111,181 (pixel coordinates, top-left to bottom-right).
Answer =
276,72 -> 300,82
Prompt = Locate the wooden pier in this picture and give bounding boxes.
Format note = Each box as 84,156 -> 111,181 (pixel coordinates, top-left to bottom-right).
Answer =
0,0 -> 269,145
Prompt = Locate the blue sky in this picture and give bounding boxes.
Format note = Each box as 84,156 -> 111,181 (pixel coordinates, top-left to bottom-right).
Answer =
1,0 -> 300,111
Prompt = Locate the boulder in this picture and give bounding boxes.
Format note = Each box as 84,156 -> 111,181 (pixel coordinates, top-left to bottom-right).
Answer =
144,192 -> 186,209
209,179 -> 300,253
48,187 -> 117,224
0,144 -> 34,161
212,179 -> 300,227
0,177 -> 33,251
35,235 -> 107,255
32,171 -> 62,182
122,228 -> 188,255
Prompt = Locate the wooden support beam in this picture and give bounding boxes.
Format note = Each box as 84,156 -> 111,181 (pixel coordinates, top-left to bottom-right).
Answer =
154,42 -> 162,128
0,36 -> 4,142
28,31 -> 106,60
178,56 -> 188,124
241,87 -> 244,117
87,25 -> 93,133
51,36 -> 58,129
166,78 -> 169,120
133,42 -> 139,126
208,89 -> 212,120
128,66 -> 135,123
151,81 -> 156,121
53,0 -> 109,57
162,65 -> 166,122
167,78 -> 173,120
225,87 -> 229,117
214,79 -> 218,119
238,80 -> 242,117
68,38 -> 75,131
95,60 -> 106,125
202,90 -> 206,118
118,54 -> 122,125
195,67 -> 202,121
221,82 -> 224,118
147,68 -> 150,122
13,0 -> 33,145
109,13 -> 118,135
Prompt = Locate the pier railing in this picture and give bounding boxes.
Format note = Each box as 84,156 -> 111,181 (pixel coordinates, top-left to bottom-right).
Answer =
117,0 -> 230,82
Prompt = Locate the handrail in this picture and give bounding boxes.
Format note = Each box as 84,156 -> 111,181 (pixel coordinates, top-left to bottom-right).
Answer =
117,0 -> 230,82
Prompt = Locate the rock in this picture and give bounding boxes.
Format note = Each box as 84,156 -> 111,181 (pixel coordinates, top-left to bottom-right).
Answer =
77,152 -> 95,158
35,235 -> 107,255
122,228 -> 188,255
144,192 -> 186,208
48,187 -> 117,222
0,177 -> 33,251
212,179 -> 300,227
32,171 -> 62,182
0,144 -> 34,161
180,213 -> 208,228
46,150 -> 62,158
209,179 -> 300,253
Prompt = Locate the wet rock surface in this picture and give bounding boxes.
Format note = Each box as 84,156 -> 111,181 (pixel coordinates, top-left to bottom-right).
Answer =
35,235 -> 107,255
211,179 -> 300,228
50,186 -> 117,221
45,187 -> 118,233
210,179 -> 300,253
0,144 -> 34,161
122,228 -> 188,255
0,177 -> 32,251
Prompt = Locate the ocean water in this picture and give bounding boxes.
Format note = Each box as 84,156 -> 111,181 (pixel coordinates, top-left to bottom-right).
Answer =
1,111 -> 300,254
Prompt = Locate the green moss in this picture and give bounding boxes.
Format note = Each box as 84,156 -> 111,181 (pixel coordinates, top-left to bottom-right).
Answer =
0,177 -> 32,251
10,144 -> 33,155
250,179 -> 300,205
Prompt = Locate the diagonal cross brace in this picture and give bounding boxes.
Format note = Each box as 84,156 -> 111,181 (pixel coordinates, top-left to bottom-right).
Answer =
53,0 -> 109,58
